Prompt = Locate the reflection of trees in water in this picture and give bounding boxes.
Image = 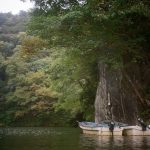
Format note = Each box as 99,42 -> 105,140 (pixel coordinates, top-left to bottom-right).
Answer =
130,136 -> 150,150
97,136 -> 124,150
79,134 -> 97,150
80,135 -> 150,150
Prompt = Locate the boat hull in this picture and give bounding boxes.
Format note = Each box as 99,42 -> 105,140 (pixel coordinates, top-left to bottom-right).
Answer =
79,122 -> 150,136
98,127 -> 123,136
122,126 -> 150,136
80,125 -> 100,135
79,125 -> 123,136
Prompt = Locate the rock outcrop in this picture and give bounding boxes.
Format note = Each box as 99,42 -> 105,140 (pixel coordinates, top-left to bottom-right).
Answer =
95,62 -> 140,125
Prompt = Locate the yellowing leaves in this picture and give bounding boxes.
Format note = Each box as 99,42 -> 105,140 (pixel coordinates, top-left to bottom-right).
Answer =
35,87 -> 58,98
30,101 -> 52,112
19,33 -> 48,59
25,71 -> 46,84
15,110 -> 27,119
14,87 -> 32,100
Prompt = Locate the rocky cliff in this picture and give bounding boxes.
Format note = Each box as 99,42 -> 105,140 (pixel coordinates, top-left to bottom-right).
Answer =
94,62 -> 148,125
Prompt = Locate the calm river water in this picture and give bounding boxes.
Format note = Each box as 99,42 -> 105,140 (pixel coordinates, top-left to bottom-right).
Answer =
0,127 -> 150,150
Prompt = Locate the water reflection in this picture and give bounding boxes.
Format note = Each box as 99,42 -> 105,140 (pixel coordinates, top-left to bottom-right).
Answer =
0,128 -> 150,150
80,134 -> 150,150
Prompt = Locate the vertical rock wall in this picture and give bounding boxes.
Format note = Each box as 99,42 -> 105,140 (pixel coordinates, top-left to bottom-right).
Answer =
95,62 -> 139,125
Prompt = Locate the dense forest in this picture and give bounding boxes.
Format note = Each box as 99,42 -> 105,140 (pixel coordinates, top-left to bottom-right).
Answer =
0,0 -> 150,126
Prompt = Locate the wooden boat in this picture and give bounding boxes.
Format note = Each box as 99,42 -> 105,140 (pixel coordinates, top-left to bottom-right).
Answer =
122,118 -> 150,136
78,121 -> 126,136
122,125 -> 150,136
78,122 -> 101,135
78,121 -> 150,136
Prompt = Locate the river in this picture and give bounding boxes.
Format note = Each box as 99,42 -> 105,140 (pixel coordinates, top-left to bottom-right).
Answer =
0,127 -> 150,150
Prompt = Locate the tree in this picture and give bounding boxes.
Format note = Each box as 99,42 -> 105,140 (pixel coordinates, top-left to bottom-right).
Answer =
27,0 -> 150,122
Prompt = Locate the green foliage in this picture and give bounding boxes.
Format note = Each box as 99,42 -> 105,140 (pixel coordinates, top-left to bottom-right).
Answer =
1,0 -> 150,126
27,0 -> 150,121
4,37 -> 57,122
0,12 -> 29,58
1,30 -> 82,126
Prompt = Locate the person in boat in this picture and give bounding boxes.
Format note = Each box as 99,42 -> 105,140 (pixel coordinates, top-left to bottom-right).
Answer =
109,121 -> 115,132
138,118 -> 147,131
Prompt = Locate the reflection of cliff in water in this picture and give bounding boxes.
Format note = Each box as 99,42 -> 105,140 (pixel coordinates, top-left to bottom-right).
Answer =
80,134 -> 150,150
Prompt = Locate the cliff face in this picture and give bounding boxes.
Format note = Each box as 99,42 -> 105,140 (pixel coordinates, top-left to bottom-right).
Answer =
95,62 -> 139,125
